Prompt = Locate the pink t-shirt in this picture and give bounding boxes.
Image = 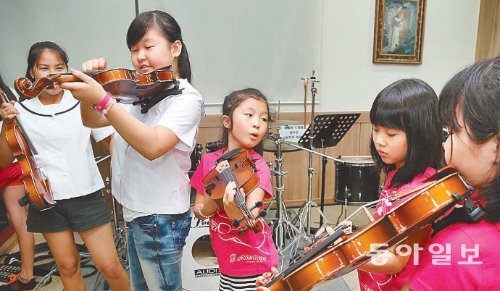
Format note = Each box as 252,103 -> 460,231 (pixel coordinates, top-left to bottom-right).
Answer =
190,148 -> 279,277
407,219 -> 500,290
358,167 -> 436,291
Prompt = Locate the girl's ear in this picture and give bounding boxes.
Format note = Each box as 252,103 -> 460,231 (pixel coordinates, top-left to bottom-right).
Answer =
222,115 -> 231,129
29,69 -> 34,79
171,40 -> 182,58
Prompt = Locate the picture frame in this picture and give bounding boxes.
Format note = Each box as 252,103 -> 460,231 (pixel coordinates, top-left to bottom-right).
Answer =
373,0 -> 426,64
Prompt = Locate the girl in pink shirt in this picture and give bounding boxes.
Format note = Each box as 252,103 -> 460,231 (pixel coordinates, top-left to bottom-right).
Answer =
356,79 -> 443,291
190,88 -> 278,291
404,56 -> 500,290
256,79 -> 444,291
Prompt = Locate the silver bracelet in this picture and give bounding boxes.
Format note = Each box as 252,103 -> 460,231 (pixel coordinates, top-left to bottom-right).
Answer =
197,207 -> 214,219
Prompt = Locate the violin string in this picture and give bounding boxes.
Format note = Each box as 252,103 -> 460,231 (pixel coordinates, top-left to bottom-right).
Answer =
221,169 -> 255,228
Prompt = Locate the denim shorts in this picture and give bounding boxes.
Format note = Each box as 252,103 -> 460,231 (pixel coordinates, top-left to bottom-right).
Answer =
27,190 -> 110,233
127,211 -> 191,291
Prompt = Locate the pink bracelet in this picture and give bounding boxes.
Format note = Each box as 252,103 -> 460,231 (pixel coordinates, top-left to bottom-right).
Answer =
95,92 -> 111,112
102,97 -> 117,115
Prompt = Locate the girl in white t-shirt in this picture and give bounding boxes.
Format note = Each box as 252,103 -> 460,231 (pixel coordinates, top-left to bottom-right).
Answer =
0,41 -> 129,291
60,11 -> 204,291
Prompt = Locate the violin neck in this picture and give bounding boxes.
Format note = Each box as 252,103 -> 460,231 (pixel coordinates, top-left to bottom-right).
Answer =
219,166 -> 257,229
220,169 -> 247,206
15,118 -> 38,155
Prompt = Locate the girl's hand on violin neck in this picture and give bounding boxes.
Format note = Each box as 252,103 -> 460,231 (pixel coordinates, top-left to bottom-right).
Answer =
60,69 -> 106,105
223,181 -> 246,222
0,101 -> 19,122
256,267 -> 278,290
82,58 -> 107,72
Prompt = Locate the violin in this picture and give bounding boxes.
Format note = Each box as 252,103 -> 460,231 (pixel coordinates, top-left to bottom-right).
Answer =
202,148 -> 265,233
264,166 -> 471,291
14,66 -> 175,99
0,90 -> 55,210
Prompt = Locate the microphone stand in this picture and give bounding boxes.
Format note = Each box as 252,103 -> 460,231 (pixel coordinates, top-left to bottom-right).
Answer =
297,71 -> 329,236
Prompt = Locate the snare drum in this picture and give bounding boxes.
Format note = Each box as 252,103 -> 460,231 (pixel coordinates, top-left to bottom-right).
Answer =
182,213 -> 220,290
334,156 -> 380,204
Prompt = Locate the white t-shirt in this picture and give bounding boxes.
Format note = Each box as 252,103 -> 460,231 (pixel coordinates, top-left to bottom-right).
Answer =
111,79 -> 204,220
15,90 -> 114,200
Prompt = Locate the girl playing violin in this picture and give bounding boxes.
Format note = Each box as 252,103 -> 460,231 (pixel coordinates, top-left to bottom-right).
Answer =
190,88 -> 278,290
256,79 -> 443,290
60,10 -> 204,291
0,41 -> 129,291
404,56 -> 500,290
356,78 -> 443,290
0,73 -> 36,291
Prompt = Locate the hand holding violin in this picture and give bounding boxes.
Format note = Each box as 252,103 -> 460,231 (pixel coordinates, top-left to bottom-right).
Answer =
256,267 -> 279,291
223,181 -> 254,228
59,69 -> 107,106
82,57 -> 107,72
0,100 -> 19,122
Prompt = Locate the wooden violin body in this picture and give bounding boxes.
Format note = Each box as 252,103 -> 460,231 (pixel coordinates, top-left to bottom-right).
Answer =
1,91 -> 55,210
265,167 -> 470,291
15,66 -> 175,98
202,148 -> 262,232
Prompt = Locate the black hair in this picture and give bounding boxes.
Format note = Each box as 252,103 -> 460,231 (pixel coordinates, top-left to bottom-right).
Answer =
126,10 -> 192,83
25,41 -> 69,82
221,88 -> 270,155
438,56 -> 499,222
370,78 -> 443,188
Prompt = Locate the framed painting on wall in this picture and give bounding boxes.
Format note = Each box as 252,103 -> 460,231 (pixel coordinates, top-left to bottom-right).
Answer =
373,0 -> 426,64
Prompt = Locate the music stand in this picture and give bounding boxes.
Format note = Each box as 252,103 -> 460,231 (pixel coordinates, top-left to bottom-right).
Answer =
297,113 -> 360,230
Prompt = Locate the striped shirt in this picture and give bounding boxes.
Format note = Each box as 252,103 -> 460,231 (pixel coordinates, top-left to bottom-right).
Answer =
219,273 -> 259,291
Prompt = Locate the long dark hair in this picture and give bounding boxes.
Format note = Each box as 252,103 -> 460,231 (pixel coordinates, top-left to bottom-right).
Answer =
438,56 -> 499,222
370,78 -> 443,188
25,41 -> 69,82
126,10 -> 192,83
221,88 -> 270,155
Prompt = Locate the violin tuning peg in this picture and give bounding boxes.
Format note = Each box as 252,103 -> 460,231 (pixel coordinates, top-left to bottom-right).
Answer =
259,211 -> 267,218
238,228 -> 248,235
18,196 -> 30,207
249,201 -> 263,212
232,219 -> 241,227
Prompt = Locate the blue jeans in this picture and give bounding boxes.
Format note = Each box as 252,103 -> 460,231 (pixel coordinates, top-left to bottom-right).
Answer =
127,212 -> 191,291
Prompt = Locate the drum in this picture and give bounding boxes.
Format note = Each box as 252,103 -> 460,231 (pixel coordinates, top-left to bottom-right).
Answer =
334,156 -> 380,204
189,144 -> 203,178
189,144 -> 203,204
205,141 -> 224,153
182,213 -> 220,290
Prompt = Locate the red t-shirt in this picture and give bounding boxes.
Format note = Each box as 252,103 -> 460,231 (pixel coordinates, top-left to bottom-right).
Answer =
190,148 -> 279,277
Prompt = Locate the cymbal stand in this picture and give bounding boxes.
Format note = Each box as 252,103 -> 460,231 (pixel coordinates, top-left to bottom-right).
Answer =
266,135 -> 311,269
267,135 -> 304,257
297,71 -> 329,237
